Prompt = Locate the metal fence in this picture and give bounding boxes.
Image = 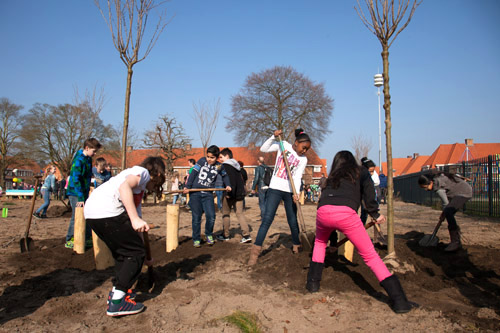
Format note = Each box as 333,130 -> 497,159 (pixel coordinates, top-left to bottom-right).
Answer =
393,154 -> 500,217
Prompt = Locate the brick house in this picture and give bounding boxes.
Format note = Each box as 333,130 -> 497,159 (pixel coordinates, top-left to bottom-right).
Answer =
101,143 -> 327,190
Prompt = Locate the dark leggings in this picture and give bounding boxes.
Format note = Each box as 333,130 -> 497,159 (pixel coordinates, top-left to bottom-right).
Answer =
87,212 -> 145,292
443,196 -> 471,231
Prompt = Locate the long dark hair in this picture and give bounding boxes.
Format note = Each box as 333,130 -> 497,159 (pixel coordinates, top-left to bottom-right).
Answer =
141,157 -> 166,192
326,151 -> 360,189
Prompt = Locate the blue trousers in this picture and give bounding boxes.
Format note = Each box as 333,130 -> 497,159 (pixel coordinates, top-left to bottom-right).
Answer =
254,188 -> 301,246
65,195 -> 92,241
257,188 -> 268,220
35,189 -> 51,215
189,192 -> 216,242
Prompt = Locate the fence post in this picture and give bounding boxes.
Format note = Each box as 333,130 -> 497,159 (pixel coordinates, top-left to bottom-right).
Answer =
488,155 -> 493,217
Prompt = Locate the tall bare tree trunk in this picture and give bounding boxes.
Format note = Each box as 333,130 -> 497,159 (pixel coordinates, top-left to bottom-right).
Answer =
381,46 -> 395,254
121,66 -> 133,170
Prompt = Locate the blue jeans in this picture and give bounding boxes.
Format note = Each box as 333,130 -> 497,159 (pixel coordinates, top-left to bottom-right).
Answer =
254,188 -> 300,246
65,196 -> 92,241
172,194 -> 179,205
189,192 -> 216,242
216,188 -> 224,211
257,188 -> 268,220
36,189 -> 51,215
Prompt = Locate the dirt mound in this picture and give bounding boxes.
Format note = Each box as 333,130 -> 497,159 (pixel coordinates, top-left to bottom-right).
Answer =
1,198 -> 499,331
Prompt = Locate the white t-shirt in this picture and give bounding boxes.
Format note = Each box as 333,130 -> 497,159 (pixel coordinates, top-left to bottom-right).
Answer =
84,166 -> 150,219
371,170 -> 380,186
260,135 -> 307,194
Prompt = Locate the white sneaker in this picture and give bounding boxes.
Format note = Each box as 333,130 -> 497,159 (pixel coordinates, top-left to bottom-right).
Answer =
240,236 -> 252,244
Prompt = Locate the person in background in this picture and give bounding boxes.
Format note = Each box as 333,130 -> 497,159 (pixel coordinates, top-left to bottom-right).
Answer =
238,160 -> 248,209
216,149 -> 251,243
251,156 -> 269,221
65,138 -> 102,249
215,174 -> 224,212
418,173 -> 472,252
93,157 -> 112,188
33,165 -> 57,219
171,171 -> 180,204
379,173 -> 387,204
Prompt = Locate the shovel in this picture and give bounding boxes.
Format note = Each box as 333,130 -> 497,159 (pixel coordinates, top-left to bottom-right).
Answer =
20,175 -> 42,252
419,218 -> 444,247
277,135 -> 315,251
330,221 -> 376,253
143,231 -> 155,289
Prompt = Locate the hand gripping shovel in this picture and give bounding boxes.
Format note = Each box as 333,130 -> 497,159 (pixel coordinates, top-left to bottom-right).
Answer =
277,135 -> 315,252
419,218 -> 444,247
20,176 -> 42,252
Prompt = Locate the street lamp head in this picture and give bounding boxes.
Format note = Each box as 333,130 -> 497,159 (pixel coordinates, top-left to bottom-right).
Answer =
374,73 -> 383,87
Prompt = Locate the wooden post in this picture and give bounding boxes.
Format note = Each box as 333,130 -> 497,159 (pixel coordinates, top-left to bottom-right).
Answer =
166,204 -> 179,252
73,207 -> 86,254
92,231 -> 114,270
299,190 -> 305,205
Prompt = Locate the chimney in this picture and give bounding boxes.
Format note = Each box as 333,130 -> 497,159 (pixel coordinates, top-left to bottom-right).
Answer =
184,143 -> 192,150
413,153 -> 419,159
126,146 -> 133,152
248,142 -> 256,149
465,138 -> 473,147
407,155 -> 412,158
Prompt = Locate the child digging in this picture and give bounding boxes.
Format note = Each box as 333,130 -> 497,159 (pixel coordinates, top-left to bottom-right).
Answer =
183,145 -> 231,247
84,156 -> 165,317
248,129 -> 311,265
307,150 -> 416,313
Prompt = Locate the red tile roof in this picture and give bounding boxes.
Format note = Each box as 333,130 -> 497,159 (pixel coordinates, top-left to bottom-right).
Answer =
100,145 -> 327,175
422,143 -> 500,169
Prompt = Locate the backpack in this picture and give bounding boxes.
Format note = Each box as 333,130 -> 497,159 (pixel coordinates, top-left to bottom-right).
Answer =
263,166 -> 273,186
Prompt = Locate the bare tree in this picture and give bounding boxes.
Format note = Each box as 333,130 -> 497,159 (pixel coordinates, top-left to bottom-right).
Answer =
355,0 -> 422,255
0,98 -> 24,188
192,98 -> 221,154
351,133 -> 373,161
95,0 -> 171,170
19,102 -> 114,178
227,66 -> 333,146
143,114 -> 192,176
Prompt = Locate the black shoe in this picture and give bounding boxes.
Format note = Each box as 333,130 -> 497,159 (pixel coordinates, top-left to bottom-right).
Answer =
306,261 -> 324,293
40,214 -> 47,219
380,275 -> 416,313
33,212 -> 41,219
216,234 -> 230,241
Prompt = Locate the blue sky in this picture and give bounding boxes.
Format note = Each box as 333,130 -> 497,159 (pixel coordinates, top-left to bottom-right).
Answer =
1,0 -> 499,167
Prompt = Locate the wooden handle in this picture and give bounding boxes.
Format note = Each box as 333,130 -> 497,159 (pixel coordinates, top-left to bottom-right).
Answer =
24,177 -> 41,238
331,221 -> 376,251
164,188 -> 226,194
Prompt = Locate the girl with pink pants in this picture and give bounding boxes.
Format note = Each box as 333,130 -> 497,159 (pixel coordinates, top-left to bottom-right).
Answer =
306,150 -> 415,314
312,205 -> 391,282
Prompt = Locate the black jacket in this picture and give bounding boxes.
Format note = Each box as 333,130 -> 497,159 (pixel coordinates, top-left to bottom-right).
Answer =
223,163 -> 246,201
317,167 -> 380,219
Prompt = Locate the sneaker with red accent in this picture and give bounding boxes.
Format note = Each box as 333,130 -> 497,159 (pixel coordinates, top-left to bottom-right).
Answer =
107,289 -> 137,304
106,295 -> 144,317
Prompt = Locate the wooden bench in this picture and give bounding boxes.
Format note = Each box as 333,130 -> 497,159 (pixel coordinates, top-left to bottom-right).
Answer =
5,189 -> 35,199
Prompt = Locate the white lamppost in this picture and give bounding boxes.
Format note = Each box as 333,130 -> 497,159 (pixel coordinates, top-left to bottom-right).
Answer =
374,73 -> 384,173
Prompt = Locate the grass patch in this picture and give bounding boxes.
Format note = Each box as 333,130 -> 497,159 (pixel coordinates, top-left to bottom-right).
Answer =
223,311 -> 262,333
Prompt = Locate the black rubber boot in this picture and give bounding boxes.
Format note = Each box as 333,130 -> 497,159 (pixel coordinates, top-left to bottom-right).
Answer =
306,261 -> 324,293
380,275 -> 413,313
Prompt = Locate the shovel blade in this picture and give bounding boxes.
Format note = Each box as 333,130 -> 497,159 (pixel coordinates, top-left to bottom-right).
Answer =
419,234 -> 439,247
20,237 -> 35,252
300,231 -> 315,252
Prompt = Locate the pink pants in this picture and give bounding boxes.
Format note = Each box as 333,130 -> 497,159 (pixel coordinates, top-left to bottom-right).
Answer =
312,205 -> 391,282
